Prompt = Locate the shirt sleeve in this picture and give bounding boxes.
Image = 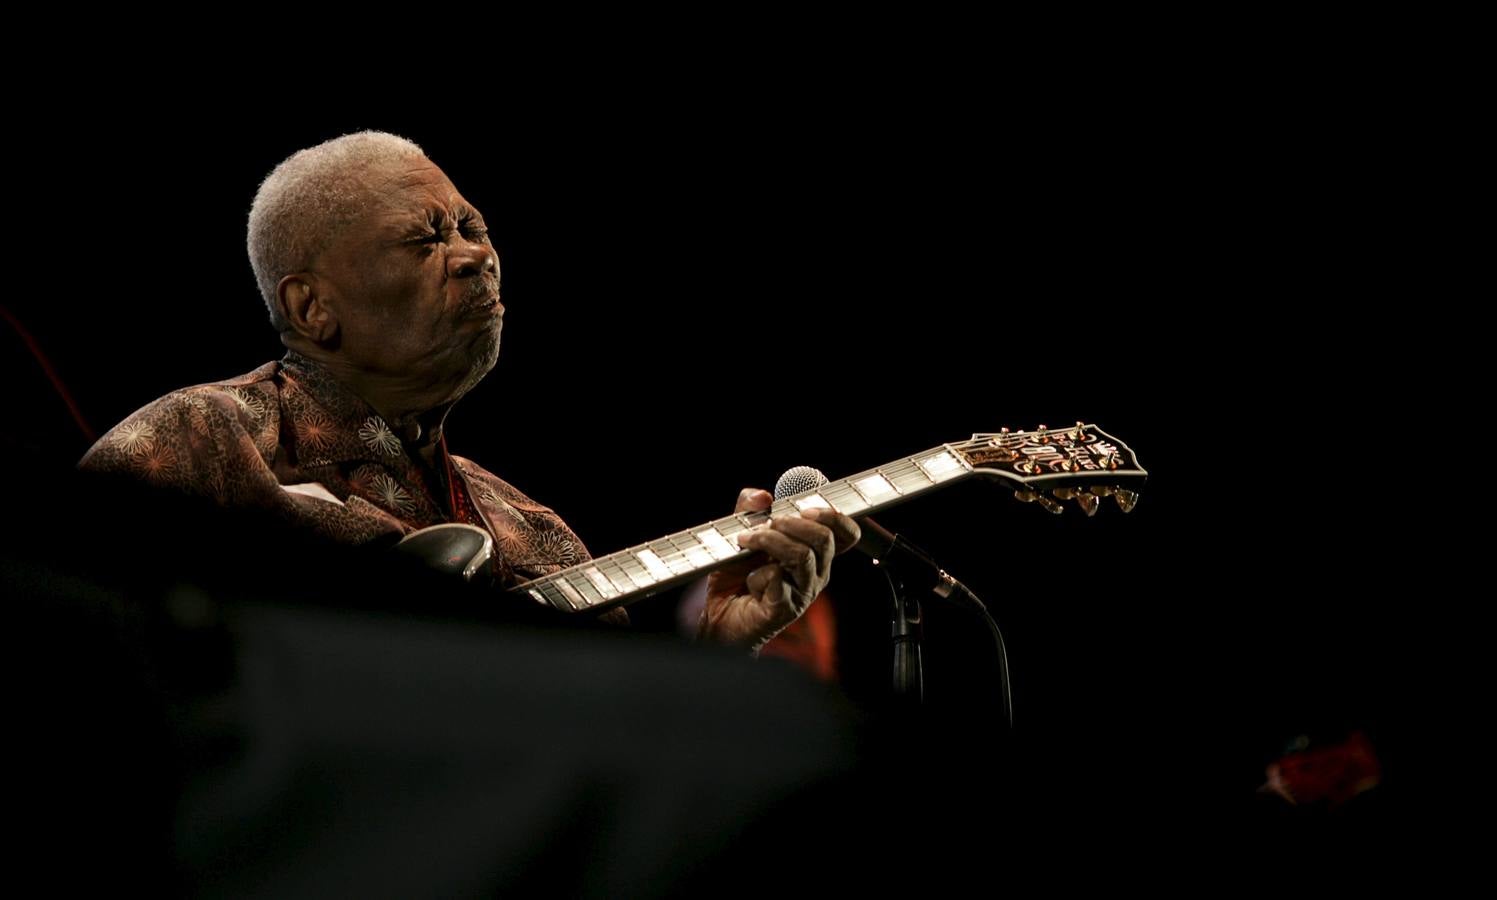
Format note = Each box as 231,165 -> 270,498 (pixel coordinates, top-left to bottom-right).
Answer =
80,385 -> 407,546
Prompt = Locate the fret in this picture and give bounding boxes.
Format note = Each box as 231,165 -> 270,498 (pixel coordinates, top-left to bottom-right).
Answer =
916,449 -> 965,481
582,566 -> 620,600
713,518 -> 750,550
851,472 -> 900,504
769,499 -> 797,519
614,553 -> 657,589
538,580 -> 573,611
819,481 -> 869,516
568,573 -> 602,606
739,509 -> 771,528
669,532 -> 715,570
636,548 -> 676,581
596,557 -> 637,595
554,578 -> 588,611
695,527 -> 738,561
649,539 -> 695,576
713,517 -> 747,538
793,493 -> 833,513
886,459 -> 933,494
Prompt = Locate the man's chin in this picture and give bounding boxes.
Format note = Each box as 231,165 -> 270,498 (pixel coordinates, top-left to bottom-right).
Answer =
455,334 -> 501,395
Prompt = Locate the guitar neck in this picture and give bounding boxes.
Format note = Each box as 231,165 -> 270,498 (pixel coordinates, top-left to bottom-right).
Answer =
512,423 -> 1146,616
512,444 -> 973,614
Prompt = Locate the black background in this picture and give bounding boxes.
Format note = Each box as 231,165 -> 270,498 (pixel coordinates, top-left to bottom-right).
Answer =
5,65 -> 1428,850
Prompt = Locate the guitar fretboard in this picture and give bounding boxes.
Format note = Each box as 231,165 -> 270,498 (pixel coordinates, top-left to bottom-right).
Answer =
513,423 -> 1146,615
515,444 -> 973,614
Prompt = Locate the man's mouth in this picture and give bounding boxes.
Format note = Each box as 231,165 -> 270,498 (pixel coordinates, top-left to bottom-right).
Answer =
463,294 -> 502,318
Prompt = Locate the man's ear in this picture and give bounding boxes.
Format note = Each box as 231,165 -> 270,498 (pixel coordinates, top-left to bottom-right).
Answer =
277,274 -> 338,344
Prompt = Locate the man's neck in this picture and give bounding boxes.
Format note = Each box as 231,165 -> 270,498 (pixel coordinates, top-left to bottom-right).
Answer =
284,342 -> 455,450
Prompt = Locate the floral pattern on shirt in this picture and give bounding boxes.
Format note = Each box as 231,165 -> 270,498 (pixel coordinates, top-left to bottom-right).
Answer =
79,351 -> 610,619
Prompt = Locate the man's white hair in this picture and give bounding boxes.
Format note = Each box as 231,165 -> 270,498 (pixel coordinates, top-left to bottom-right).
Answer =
247,130 -> 427,331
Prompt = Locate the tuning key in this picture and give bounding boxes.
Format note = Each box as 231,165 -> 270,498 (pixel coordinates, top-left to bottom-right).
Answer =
1036,424 -> 1050,444
1114,489 -> 1139,513
1052,486 -> 1099,516
1017,488 -> 1067,514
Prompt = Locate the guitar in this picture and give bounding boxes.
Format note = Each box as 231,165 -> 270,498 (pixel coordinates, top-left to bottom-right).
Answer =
509,422 -> 1146,616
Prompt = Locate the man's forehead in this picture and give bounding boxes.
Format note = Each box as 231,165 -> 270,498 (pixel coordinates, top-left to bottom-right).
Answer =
365,158 -> 474,210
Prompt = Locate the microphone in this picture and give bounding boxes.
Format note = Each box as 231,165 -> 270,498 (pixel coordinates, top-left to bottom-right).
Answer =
773,466 -> 980,607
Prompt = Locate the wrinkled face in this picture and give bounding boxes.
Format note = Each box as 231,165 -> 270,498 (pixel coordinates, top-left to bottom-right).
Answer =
312,157 -> 503,401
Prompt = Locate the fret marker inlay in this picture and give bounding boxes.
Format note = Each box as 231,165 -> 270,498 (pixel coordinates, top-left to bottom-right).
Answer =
794,494 -> 833,512
918,450 -> 963,480
852,473 -> 899,502
636,549 -> 674,582
696,529 -> 738,560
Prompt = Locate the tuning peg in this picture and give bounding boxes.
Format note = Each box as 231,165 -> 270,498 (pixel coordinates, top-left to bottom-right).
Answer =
1016,458 -> 1043,475
984,427 -> 1020,459
1016,489 -> 1063,514
1052,486 -> 1100,516
1114,489 -> 1139,513
1072,421 -> 1087,442
1036,424 -> 1050,444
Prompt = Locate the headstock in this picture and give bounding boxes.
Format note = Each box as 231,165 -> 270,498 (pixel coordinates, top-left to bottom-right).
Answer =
951,422 -> 1146,516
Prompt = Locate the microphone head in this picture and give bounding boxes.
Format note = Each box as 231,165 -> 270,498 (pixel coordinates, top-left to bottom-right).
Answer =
774,465 -> 829,499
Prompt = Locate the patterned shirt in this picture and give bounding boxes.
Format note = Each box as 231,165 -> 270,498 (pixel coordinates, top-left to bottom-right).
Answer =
78,350 -> 598,599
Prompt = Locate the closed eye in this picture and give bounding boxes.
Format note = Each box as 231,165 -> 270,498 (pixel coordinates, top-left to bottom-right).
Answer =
459,217 -> 489,239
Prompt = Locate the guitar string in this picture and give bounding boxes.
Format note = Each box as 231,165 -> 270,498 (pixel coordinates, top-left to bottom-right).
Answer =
544,444 -> 1138,599
567,441 -> 996,580
536,433 -> 1131,594
542,434 -> 1137,593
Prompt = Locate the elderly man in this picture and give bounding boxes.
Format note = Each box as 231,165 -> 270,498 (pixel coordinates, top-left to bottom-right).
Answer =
79,130 -> 858,652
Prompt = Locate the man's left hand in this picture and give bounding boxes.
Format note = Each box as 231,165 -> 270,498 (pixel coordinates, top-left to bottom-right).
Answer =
697,487 -> 861,653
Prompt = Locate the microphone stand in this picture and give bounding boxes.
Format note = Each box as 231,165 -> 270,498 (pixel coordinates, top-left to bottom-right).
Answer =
864,526 -> 1014,730
884,565 -> 924,705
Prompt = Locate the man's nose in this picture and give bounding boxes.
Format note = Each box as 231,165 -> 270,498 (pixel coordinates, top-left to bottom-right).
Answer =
448,239 -> 497,280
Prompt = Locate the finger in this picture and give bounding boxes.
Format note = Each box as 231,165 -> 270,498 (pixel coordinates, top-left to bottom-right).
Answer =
800,508 -> 861,555
734,487 -> 773,515
737,527 -> 819,592
745,563 -> 782,599
766,516 -> 836,583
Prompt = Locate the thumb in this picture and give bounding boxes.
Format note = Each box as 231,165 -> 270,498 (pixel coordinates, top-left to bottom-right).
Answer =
734,487 -> 772,514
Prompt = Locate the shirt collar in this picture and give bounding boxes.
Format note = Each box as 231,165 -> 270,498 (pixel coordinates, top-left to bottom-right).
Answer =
277,349 -> 428,468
